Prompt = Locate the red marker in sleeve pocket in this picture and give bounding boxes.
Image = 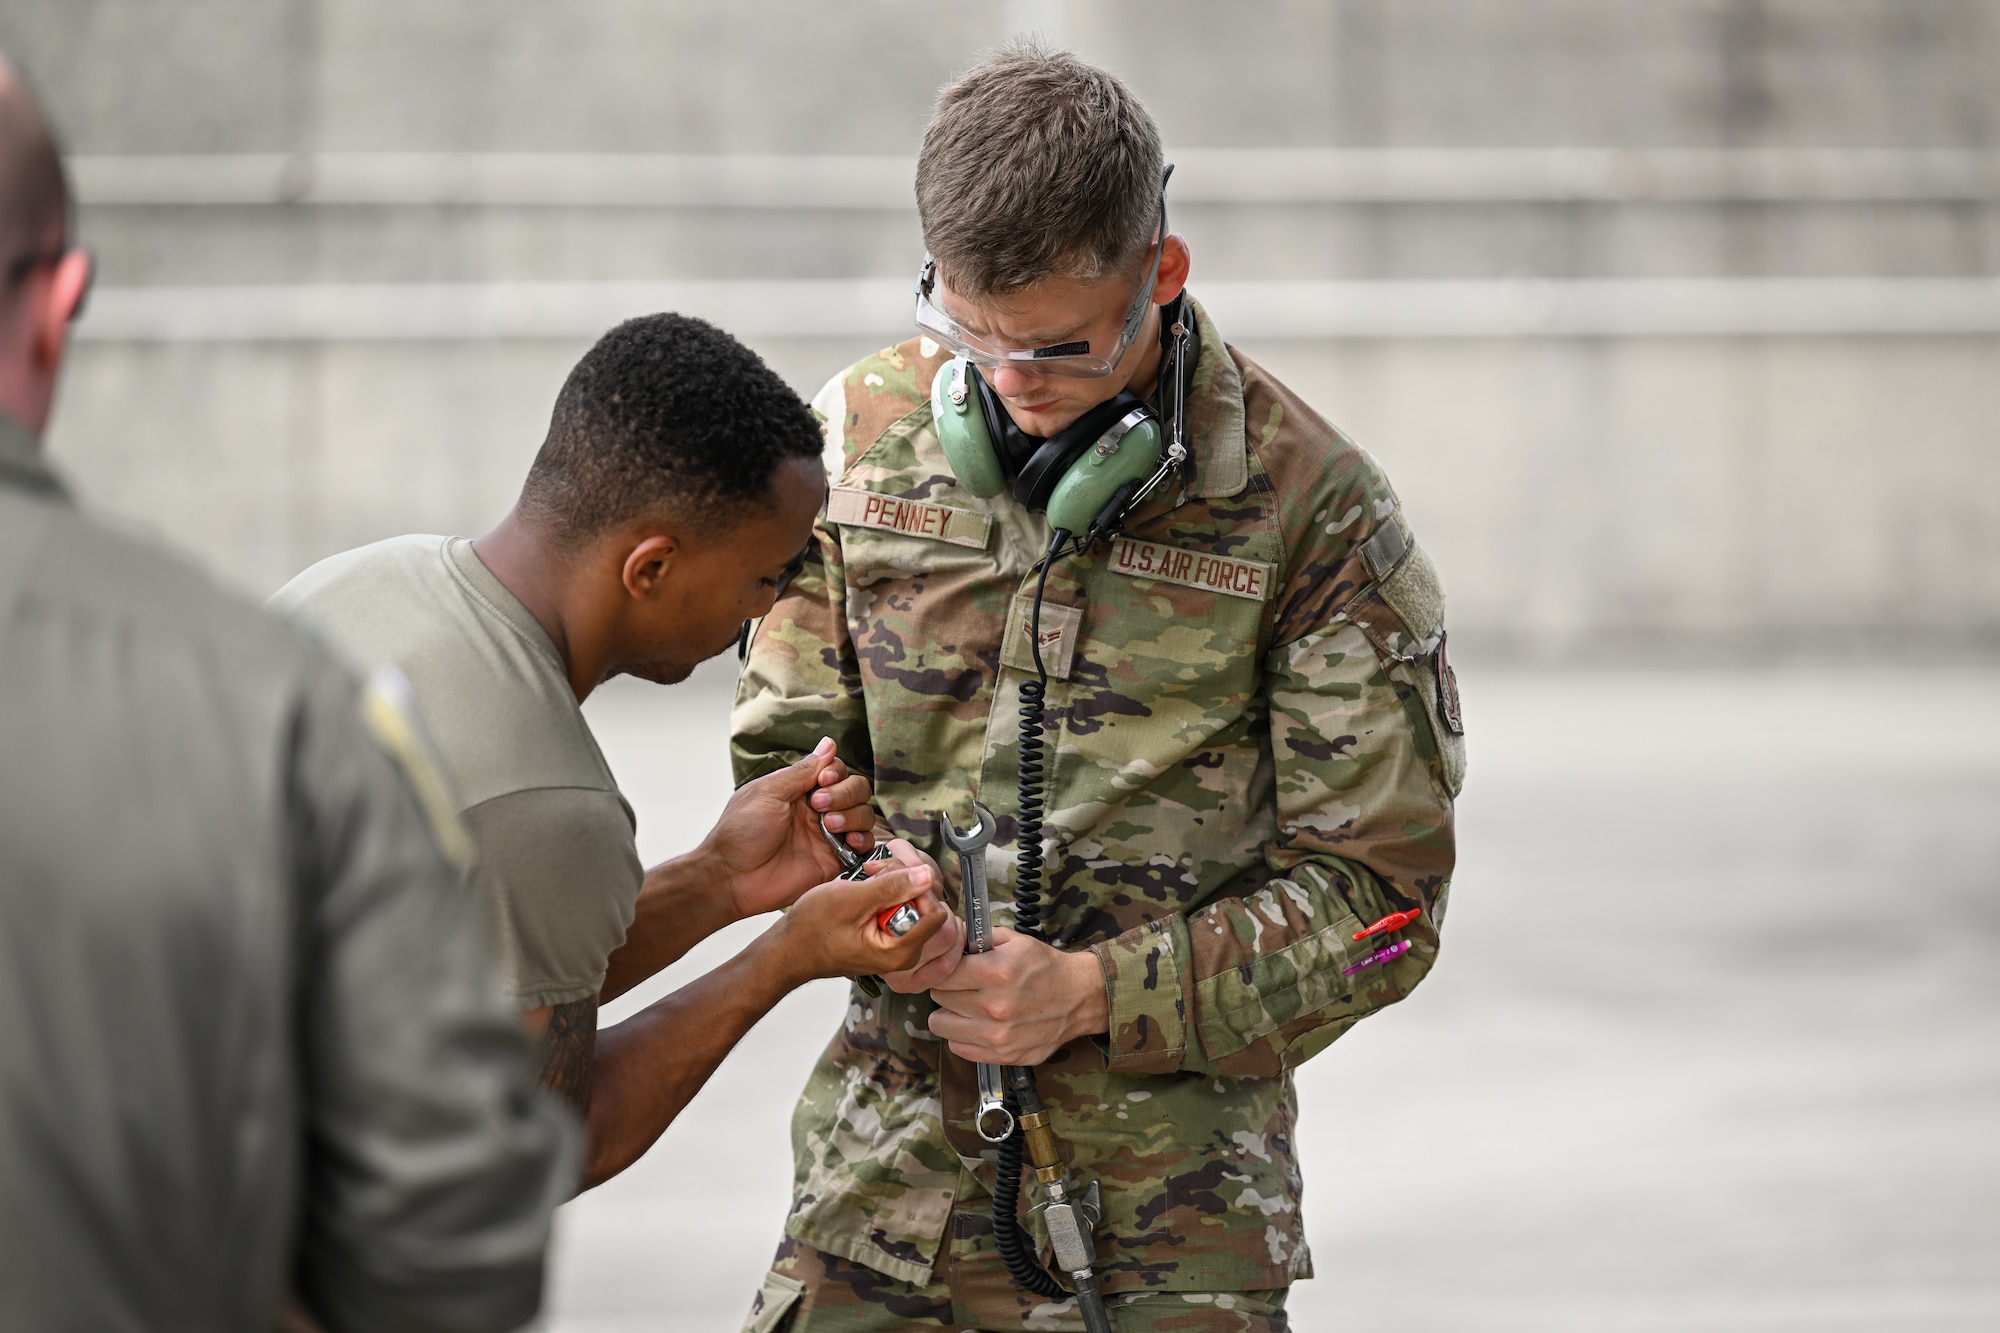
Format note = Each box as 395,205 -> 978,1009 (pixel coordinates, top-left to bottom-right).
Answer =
1352,908 -> 1421,941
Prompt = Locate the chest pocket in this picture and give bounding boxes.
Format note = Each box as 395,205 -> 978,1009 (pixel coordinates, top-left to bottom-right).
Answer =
1067,537 -> 1273,749
830,489 -> 1007,714
1032,535 -> 1275,870
830,487 -> 993,593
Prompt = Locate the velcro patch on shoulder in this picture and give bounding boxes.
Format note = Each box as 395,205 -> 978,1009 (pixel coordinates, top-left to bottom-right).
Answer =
827,487 -> 990,548
1379,541 -> 1445,647
1110,538 -> 1273,602
1360,517 -> 1408,582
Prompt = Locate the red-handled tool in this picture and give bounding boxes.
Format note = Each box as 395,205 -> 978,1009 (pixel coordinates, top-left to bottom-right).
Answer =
821,819 -> 919,936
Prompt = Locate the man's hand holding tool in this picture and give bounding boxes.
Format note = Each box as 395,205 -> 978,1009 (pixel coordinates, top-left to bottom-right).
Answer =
699,737 -> 878,921
768,839 -> 951,987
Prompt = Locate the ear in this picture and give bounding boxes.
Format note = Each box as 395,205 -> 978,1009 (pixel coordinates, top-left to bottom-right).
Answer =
1154,234 -> 1191,308
30,250 -> 90,375
620,532 -> 680,601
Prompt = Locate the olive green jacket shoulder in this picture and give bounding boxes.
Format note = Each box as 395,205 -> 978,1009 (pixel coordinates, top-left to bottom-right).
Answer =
0,416 -> 576,1332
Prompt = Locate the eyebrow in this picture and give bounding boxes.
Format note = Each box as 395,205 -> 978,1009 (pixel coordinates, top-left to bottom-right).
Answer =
941,295 -> 1090,349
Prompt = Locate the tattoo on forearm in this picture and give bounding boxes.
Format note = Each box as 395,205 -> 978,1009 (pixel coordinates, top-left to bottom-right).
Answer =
535,998 -> 597,1117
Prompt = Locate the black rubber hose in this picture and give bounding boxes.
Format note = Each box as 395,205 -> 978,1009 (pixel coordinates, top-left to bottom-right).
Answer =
991,1087 -> 1064,1298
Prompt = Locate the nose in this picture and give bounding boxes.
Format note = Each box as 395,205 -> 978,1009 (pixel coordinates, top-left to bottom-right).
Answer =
985,360 -> 1050,400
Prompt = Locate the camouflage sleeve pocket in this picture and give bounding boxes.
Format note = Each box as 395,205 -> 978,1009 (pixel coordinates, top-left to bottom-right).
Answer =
1093,917 -> 1190,1076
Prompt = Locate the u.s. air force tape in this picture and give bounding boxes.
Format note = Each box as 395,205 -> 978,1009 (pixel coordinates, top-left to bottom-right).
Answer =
1109,538 -> 1273,601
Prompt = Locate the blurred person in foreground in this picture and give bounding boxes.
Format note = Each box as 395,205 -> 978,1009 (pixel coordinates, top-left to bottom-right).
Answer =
732,43 -> 1464,1331
0,54 -> 578,1332
271,312 -> 952,1191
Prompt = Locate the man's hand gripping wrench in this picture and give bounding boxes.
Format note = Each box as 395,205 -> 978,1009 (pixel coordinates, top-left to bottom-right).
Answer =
937,802 -> 1015,1144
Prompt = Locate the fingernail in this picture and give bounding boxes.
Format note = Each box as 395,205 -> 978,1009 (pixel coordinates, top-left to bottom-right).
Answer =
812,793 -> 831,810
814,737 -> 834,756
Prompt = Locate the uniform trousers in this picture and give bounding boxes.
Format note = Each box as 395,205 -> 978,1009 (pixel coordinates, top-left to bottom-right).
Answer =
743,1208 -> 1289,1333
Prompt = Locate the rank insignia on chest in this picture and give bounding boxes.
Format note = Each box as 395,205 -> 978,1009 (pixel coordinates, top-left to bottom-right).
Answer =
1000,596 -> 1082,679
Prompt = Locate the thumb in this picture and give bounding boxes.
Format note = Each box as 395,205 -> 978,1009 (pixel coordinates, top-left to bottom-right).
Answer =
857,860 -> 935,905
766,737 -> 836,799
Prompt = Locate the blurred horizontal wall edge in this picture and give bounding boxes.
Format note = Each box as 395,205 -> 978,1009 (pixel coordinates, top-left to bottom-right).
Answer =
69,149 -> 2000,208
74,278 -> 2000,342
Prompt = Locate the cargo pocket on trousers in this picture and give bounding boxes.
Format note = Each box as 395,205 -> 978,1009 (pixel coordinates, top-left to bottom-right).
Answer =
741,1270 -> 805,1333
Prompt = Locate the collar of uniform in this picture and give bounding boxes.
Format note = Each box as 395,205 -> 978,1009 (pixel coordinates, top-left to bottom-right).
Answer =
441,535 -> 571,679
0,411 -> 66,503
1177,293 -> 1247,498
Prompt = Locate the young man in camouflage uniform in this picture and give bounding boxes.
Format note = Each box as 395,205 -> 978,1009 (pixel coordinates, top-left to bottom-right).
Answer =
733,43 -> 1464,1333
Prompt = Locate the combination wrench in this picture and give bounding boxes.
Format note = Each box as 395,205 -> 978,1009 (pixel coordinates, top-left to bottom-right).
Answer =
937,801 -> 1015,1144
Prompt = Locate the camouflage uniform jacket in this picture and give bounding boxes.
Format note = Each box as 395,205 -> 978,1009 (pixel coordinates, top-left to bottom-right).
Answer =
731,297 -> 1464,1295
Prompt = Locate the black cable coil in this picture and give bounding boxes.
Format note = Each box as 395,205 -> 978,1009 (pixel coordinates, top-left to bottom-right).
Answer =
1011,676 -> 1049,944
990,539 -> 1069,1299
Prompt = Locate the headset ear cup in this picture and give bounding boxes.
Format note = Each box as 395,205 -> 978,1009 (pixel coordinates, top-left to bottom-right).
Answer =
930,359 -> 1008,499
1044,412 -> 1162,535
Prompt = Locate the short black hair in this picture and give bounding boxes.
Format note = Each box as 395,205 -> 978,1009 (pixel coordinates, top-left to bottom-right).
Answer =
520,313 -> 822,544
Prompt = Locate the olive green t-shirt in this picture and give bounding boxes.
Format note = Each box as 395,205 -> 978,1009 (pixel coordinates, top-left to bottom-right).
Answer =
270,535 -> 642,1009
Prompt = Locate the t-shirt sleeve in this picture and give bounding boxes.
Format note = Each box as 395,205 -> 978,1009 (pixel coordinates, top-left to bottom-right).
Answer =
461,787 -> 644,1009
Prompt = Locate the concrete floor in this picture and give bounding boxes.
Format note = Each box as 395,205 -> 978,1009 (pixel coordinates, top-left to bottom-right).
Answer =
549,661 -> 2000,1332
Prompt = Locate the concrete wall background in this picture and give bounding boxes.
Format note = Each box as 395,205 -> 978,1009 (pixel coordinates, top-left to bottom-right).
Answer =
3,0 -> 1997,657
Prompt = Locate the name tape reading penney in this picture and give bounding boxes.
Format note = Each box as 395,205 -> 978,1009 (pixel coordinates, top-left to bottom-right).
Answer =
1110,538 -> 1273,601
827,487 -> 990,548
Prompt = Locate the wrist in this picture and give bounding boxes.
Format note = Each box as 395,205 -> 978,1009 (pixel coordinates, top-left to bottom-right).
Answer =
648,850 -> 739,932
1061,945 -> 1111,1042
753,911 -> 820,993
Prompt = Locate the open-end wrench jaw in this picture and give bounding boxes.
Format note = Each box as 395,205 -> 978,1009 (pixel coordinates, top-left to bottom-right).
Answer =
938,802 -> 995,855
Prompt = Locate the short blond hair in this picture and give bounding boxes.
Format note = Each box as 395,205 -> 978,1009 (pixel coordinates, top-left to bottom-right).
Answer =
916,40 -> 1164,297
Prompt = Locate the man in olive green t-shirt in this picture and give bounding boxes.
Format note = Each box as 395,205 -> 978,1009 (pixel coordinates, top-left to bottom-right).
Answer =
274,531 -> 650,1012
274,314 -> 953,1190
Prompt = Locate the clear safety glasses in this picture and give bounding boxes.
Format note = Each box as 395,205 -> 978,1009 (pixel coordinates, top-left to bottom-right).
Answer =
912,187 -> 1169,381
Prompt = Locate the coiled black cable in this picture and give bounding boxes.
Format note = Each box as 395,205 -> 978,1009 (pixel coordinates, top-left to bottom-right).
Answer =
991,531 -> 1070,1298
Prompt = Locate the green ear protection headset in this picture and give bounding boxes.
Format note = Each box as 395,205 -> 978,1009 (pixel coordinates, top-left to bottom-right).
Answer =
929,291 -> 1195,546
924,167 -> 1193,547
930,357 -> 1166,537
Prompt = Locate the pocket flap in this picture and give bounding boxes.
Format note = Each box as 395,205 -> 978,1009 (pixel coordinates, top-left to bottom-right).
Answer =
742,1270 -> 806,1333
